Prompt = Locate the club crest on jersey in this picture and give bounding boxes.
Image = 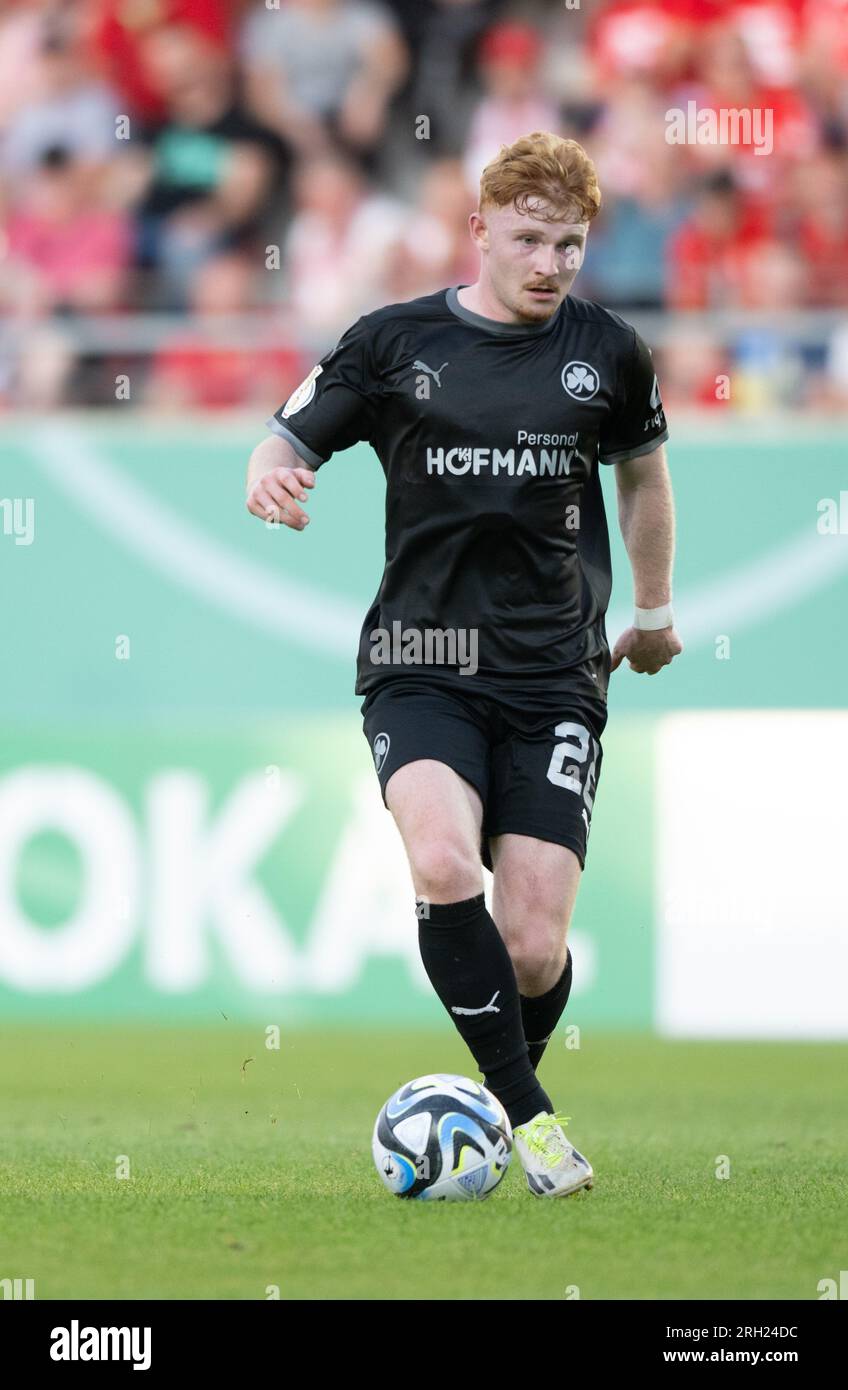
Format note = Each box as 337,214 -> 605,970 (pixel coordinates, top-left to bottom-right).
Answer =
282,365 -> 323,418
373,732 -> 390,773
561,361 -> 600,401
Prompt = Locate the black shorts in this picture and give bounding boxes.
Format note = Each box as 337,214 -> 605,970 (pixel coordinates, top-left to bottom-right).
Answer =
360,660 -> 609,871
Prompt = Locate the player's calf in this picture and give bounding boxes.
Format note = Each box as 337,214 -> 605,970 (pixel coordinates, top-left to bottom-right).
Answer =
493,837 -> 580,1068
417,893 -> 554,1128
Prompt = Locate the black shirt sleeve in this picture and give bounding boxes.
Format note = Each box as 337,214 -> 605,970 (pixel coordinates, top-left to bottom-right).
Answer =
598,329 -> 668,465
265,316 -> 378,469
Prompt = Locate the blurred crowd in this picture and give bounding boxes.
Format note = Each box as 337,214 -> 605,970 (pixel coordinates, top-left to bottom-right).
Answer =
0,0 -> 847,411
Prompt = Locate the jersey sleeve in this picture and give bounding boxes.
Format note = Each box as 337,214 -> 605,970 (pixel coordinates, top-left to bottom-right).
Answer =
265,316 -> 378,469
597,329 -> 669,465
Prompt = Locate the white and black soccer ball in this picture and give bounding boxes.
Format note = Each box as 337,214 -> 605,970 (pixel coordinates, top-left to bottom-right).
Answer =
372,1073 -> 512,1201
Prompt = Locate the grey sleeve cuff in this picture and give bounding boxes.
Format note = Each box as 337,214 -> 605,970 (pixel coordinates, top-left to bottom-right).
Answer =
265,416 -> 325,470
599,428 -> 669,466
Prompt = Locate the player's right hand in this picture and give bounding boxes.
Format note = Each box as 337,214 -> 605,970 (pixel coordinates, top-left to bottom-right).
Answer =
246,466 -> 316,530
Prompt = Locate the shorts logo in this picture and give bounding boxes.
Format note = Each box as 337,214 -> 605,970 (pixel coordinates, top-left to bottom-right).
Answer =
373,732 -> 390,774
282,365 -> 323,418
561,361 -> 600,401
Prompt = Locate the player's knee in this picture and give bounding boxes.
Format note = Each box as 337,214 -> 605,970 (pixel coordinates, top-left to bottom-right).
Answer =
410,838 -> 481,905
502,923 -> 564,996
512,947 -> 564,997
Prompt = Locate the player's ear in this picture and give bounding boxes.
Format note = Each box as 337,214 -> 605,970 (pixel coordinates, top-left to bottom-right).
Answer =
469,211 -> 489,250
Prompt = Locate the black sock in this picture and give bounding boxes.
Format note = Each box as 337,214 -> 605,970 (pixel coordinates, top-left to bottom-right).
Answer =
520,948 -> 573,1071
418,894 -> 553,1128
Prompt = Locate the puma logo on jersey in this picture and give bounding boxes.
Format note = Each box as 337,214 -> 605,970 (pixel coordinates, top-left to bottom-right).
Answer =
412,359 -> 449,387
451,990 -> 501,1016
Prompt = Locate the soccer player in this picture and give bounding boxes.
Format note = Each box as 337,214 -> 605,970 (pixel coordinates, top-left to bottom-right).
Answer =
246,132 -> 682,1198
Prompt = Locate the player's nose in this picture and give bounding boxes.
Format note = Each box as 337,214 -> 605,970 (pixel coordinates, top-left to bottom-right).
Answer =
533,247 -> 559,279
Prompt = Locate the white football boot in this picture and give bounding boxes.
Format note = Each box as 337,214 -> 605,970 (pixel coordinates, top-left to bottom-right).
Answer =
513,1111 -> 594,1198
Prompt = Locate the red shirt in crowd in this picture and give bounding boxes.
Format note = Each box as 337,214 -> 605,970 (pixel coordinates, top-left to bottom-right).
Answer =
83,0 -> 235,120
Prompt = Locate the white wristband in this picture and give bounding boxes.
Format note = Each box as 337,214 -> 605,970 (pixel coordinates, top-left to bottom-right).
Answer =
634,603 -> 674,631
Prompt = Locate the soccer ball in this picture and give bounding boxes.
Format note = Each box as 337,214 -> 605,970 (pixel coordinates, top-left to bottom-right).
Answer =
372,1073 -> 512,1201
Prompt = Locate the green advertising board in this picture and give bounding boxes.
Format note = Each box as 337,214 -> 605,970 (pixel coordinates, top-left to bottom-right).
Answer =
1,417 -> 846,1028
0,719 -> 656,1025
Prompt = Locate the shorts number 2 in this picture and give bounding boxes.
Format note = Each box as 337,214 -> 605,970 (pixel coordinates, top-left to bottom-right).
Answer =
546,721 -> 599,810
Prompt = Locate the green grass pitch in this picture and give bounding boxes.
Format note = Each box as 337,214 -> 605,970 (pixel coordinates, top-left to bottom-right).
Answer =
1,1025 -> 845,1300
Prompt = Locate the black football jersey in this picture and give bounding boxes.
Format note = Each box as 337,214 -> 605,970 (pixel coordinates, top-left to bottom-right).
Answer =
266,287 -> 668,694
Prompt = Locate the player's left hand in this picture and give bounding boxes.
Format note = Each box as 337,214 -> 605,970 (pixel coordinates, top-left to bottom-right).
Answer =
611,626 -> 683,674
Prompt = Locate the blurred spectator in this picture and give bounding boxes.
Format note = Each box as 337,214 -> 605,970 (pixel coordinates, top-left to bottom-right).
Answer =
734,236 -> 807,308
241,0 -> 408,165
128,24 -> 287,310
462,21 -> 561,194
730,324 -> 808,409
382,156 -> 478,301
654,329 -> 731,409
410,157 -> 478,288
0,0 -> 845,412
729,0 -> 806,88
665,171 -> 774,308
0,0 -> 58,133
591,75 -> 675,200
392,0 -> 499,157
587,0 -> 716,91
82,0 -> 234,122
801,0 -> 848,141
1,21 -> 120,179
146,250 -> 304,409
1,144 -> 130,314
283,151 -> 429,330
582,146 -> 687,308
677,19 -> 819,200
0,142 -> 131,406
794,147 -> 848,306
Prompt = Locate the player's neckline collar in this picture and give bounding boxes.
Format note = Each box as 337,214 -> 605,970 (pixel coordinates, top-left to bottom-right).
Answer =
445,286 -> 563,336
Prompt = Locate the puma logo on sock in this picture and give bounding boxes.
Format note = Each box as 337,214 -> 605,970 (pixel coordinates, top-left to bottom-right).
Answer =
451,990 -> 501,1016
